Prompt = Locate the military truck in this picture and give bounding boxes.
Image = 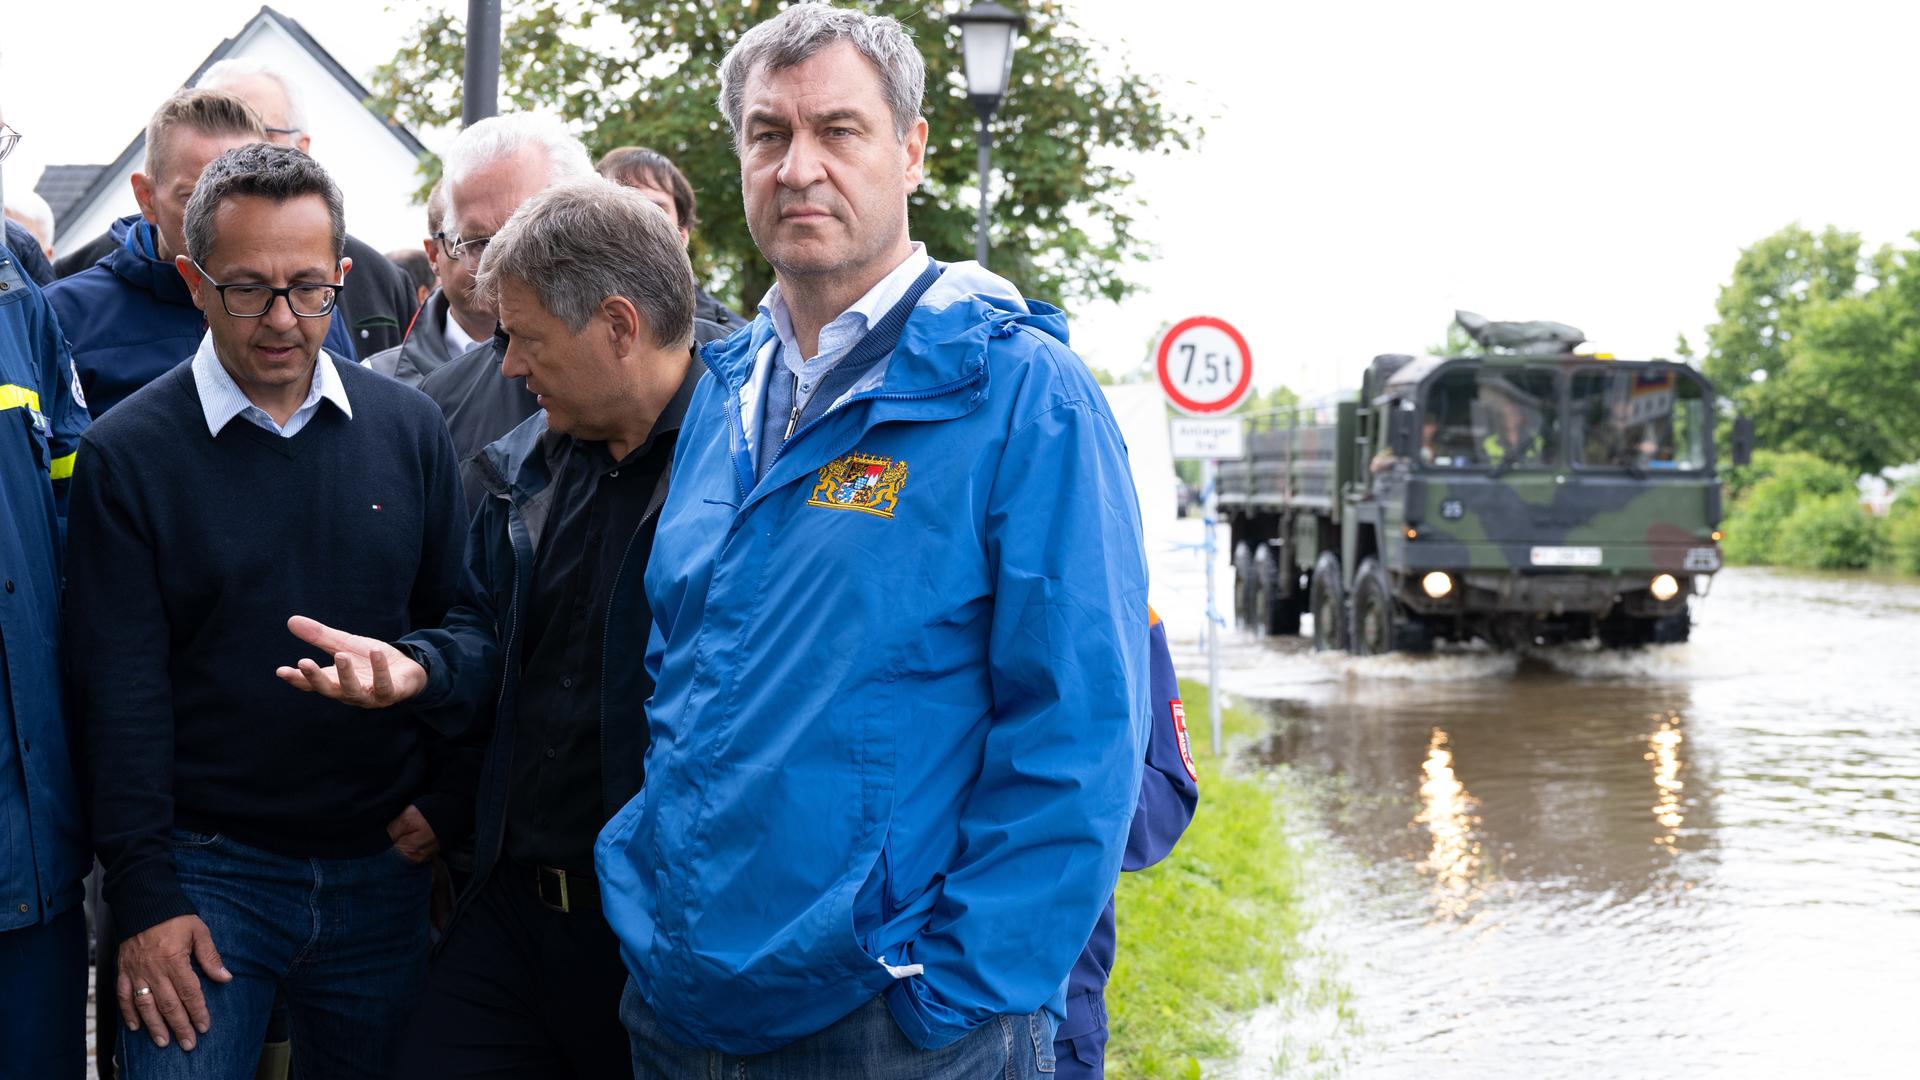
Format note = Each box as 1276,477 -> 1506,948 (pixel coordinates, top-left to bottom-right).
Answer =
1217,313 -> 1753,653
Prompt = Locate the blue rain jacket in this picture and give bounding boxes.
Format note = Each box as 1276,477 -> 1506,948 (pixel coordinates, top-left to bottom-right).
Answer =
596,263 -> 1151,1054
0,246 -> 90,931
1056,609 -> 1201,1076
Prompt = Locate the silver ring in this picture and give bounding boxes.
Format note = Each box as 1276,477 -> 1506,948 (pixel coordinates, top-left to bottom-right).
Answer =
135,986 -> 153,997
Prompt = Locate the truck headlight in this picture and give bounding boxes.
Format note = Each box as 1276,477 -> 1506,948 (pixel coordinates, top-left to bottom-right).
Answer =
1421,571 -> 1454,599
1650,573 -> 1680,601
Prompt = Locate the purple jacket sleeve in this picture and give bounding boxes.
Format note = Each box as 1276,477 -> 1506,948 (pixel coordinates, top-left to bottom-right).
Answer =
1122,612 -> 1199,871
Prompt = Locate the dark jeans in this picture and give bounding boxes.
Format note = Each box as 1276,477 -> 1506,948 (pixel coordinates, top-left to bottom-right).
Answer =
0,903 -> 87,1079
117,830 -> 430,1080
392,866 -> 631,1079
623,978 -> 1056,1079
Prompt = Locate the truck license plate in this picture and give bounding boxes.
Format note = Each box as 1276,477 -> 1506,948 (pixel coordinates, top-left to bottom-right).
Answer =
1530,546 -> 1603,567
1685,547 -> 1722,572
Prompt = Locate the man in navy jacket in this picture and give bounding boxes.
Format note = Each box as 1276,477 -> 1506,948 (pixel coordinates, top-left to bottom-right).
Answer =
0,112 -> 93,1077
1056,609 -> 1201,1077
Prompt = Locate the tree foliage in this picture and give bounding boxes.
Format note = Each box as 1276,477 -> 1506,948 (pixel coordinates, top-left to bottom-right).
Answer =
366,0 -> 1200,314
1702,224 -> 1920,477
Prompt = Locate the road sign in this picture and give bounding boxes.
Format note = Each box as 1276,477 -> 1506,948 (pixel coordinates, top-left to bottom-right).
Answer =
1170,417 -> 1246,460
1156,316 -> 1253,415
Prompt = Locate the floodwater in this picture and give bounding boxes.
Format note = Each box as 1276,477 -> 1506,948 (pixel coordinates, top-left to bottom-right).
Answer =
1189,567 -> 1920,1078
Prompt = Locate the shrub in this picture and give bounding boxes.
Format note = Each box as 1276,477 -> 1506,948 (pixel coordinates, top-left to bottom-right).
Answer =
1775,493 -> 1883,570
1886,491 -> 1920,575
1721,451 -> 1856,564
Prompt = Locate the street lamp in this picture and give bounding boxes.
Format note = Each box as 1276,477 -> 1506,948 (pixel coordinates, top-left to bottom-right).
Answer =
951,1 -> 1024,268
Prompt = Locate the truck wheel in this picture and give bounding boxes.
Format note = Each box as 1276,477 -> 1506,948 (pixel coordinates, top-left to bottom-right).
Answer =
1309,551 -> 1345,651
1233,543 -> 1255,628
1349,558 -> 1401,657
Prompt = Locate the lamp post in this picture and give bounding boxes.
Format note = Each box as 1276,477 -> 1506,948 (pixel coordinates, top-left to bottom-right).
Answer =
951,1 -> 1024,269
463,0 -> 502,126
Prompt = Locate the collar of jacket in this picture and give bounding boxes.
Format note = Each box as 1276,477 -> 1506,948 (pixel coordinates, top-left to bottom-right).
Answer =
699,286 -> 1043,431
108,214 -> 196,308
469,356 -> 702,527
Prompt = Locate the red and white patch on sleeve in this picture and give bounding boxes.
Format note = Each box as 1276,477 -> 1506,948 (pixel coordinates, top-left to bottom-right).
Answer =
1170,699 -> 1198,780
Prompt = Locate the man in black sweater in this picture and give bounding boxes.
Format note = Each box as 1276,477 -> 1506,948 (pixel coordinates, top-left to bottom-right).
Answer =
64,143 -> 468,1080
277,178 -> 700,1078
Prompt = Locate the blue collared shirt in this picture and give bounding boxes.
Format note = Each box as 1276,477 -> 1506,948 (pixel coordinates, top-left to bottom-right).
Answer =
758,242 -> 930,412
190,332 -> 352,438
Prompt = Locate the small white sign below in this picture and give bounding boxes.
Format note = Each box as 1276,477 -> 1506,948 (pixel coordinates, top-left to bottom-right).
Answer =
1170,417 -> 1246,461
1530,545 -> 1604,567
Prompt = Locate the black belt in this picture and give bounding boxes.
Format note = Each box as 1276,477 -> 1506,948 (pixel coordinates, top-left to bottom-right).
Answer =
519,862 -> 599,915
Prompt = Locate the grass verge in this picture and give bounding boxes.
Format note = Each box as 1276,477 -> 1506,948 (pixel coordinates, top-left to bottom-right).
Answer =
1104,678 -> 1309,1078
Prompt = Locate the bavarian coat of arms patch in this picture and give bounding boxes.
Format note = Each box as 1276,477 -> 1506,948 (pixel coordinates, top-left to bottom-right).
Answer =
806,452 -> 910,519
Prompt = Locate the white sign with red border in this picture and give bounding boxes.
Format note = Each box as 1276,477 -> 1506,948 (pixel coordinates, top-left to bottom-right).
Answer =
1156,315 -> 1253,415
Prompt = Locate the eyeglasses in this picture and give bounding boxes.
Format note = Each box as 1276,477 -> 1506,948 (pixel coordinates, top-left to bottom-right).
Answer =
190,260 -> 345,318
0,125 -> 20,163
431,231 -> 456,258
264,126 -> 305,140
449,234 -> 493,268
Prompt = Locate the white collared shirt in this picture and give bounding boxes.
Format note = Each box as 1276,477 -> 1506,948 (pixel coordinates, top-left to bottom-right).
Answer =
442,311 -> 480,361
757,242 -> 930,406
191,331 -> 353,439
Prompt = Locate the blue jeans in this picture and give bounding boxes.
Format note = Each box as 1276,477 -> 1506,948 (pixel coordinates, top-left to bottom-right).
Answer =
622,977 -> 1055,1079
118,829 -> 430,1080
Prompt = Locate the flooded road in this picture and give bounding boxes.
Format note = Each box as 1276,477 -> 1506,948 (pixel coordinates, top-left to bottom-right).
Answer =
1174,565 -> 1920,1077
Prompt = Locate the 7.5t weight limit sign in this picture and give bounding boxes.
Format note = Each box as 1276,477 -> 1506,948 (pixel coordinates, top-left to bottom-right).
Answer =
1156,316 -> 1253,415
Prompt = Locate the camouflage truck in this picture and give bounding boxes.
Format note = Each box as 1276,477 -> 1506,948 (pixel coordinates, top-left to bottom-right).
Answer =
1217,324 -> 1752,653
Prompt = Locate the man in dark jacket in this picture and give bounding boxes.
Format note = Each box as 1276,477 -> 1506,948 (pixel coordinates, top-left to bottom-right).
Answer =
597,145 -> 746,331
45,90 -> 355,416
1055,609 -> 1201,1077
418,116 -> 725,517
0,104 -> 94,1075
366,180 -> 493,388
277,178 -> 701,1079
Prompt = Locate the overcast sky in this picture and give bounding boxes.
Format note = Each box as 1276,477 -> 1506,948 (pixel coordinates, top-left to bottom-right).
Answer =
7,0 -> 1920,399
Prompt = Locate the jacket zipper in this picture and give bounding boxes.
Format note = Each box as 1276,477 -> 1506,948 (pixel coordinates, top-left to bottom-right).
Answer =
481,490 -> 526,879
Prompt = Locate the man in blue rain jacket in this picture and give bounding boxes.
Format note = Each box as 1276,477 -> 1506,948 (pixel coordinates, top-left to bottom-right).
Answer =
0,207 -> 92,1077
1056,609 -> 1202,1077
596,6 -> 1151,1076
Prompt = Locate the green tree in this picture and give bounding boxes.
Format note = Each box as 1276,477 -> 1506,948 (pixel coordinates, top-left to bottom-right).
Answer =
367,0 -> 1200,314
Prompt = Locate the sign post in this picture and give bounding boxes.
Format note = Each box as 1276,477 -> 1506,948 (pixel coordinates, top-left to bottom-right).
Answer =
1157,316 -> 1253,756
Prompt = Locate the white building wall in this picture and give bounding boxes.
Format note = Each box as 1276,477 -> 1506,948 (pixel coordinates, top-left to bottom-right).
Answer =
58,16 -> 426,259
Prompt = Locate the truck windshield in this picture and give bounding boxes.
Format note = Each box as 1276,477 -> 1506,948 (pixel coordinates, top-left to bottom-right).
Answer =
1569,367 -> 1709,471
1420,366 -> 1560,471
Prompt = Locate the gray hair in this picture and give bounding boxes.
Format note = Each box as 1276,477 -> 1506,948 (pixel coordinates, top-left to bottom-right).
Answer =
718,3 -> 925,146
474,179 -> 694,351
200,58 -> 308,134
441,113 -> 595,198
185,143 -> 345,265
425,178 -> 448,235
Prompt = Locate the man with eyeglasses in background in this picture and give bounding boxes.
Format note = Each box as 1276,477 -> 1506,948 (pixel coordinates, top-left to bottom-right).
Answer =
365,180 -> 494,388
3,122 -> 58,286
64,143 -> 468,1080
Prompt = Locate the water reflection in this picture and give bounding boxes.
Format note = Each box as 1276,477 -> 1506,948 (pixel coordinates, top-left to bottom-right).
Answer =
1414,728 -> 1482,920
1646,711 -> 1685,847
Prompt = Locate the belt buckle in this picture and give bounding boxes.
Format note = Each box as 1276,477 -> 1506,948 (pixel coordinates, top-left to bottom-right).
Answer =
536,866 -> 570,913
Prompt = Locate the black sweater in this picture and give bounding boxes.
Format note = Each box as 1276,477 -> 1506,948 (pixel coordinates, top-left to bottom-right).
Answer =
66,357 -> 469,941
